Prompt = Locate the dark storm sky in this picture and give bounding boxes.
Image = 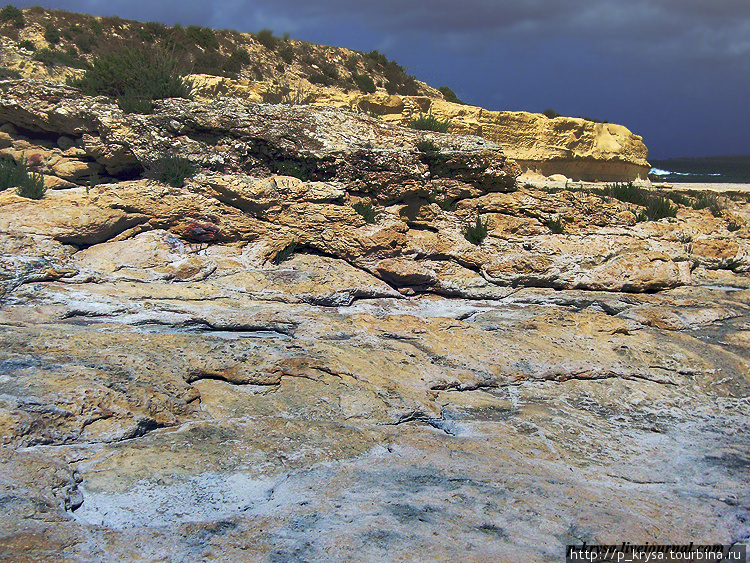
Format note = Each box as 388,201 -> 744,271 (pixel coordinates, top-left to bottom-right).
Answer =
12,0 -> 750,160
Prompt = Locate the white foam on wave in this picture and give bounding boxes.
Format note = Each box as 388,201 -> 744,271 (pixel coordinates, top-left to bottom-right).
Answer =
649,168 -> 723,177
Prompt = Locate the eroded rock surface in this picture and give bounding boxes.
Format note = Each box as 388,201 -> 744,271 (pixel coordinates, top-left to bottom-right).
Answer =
1,79 -> 750,562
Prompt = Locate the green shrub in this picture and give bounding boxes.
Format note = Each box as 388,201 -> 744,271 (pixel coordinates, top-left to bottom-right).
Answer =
344,54 -> 358,72
353,73 -> 376,94
33,48 -> 88,69
186,25 -> 219,50
145,153 -> 197,188
543,109 -> 561,119
254,28 -> 277,50
0,156 -> 26,190
416,139 -> 439,152
594,182 -> 677,221
309,73 -> 334,86
0,4 -> 25,28
318,61 -> 339,80
86,171 -> 100,196
278,44 -> 295,64
17,39 -> 34,51
693,193 -> 723,216
43,23 -> 60,45
407,113 -> 451,133
435,196 -> 454,211
463,215 -> 489,245
353,200 -> 378,223
272,241 -> 296,264
544,216 -> 565,234
68,44 -> 191,113
70,30 -> 97,53
222,49 -> 251,74
641,195 -> 678,221
596,182 -> 648,206
0,66 -> 21,79
1,157 -> 46,199
366,50 -> 388,66
666,192 -> 691,207
138,21 -> 168,43
728,220 -> 743,232
439,86 -> 465,105
116,91 -> 155,114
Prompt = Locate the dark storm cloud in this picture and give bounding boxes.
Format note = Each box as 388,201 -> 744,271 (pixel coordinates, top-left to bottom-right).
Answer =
16,0 -> 750,64
10,0 -> 749,157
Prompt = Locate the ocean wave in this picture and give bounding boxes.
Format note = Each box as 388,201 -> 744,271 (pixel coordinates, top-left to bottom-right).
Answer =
649,168 -> 722,177
649,168 -> 675,176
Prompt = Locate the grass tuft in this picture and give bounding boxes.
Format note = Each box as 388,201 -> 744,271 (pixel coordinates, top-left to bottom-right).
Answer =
407,113 -> 451,133
145,153 -> 197,188
416,139 -> 439,152
544,216 -> 565,234
272,241 -> 296,264
593,182 -> 677,222
463,215 -> 489,245
1,157 -> 46,199
692,193 -> 724,217
353,200 -> 378,223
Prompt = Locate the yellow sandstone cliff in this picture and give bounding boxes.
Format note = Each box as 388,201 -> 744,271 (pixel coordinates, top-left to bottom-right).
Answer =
189,75 -> 650,182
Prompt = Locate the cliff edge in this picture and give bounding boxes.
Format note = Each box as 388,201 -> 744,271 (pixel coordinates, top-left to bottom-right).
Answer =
0,6 -> 649,182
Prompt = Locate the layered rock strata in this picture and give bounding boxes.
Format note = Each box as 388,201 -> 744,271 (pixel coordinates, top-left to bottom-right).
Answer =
1,79 -> 750,561
190,76 -> 652,182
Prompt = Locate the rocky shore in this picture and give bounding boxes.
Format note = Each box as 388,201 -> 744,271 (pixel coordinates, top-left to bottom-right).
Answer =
1,79 -> 750,562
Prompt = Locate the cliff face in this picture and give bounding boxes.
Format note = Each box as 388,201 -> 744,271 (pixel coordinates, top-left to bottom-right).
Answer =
188,76 -> 650,182
430,103 -> 651,182
1,78 -> 750,561
0,5 -> 650,182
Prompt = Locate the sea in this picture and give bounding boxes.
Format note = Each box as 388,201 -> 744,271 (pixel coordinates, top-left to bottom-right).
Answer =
649,155 -> 750,184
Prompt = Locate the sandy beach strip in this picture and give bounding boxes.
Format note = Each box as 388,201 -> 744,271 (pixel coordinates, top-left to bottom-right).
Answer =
650,182 -> 750,193
521,177 -> 750,194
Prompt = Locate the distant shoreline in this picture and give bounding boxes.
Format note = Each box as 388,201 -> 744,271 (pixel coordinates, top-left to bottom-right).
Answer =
522,177 -> 750,193
650,181 -> 750,193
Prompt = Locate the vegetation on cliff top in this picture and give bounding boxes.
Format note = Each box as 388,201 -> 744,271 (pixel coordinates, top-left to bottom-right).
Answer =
67,43 -> 192,113
0,5 -> 425,95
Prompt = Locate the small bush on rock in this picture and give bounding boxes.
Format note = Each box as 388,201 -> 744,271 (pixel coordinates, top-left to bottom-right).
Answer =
145,153 -> 197,188
594,182 -> 677,222
1,157 -> 46,199
33,47 -> 88,69
0,4 -> 25,28
353,200 -> 378,223
463,215 -> 489,245
416,139 -> 439,152
353,74 -> 376,94
254,28 -> 277,50
0,66 -> 21,78
68,43 -> 192,113
407,113 -> 451,133
43,23 -> 60,45
545,216 -> 565,234
439,86 -> 466,105
692,193 -> 723,217
272,241 -> 296,264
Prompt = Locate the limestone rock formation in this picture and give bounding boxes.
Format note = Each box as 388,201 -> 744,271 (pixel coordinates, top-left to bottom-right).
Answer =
0,3 -> 649,182
189,79 -> 652,182
1,76 -> 750,562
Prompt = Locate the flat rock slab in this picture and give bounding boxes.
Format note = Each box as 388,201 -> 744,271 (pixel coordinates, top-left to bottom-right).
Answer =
1,273 -> 749,562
